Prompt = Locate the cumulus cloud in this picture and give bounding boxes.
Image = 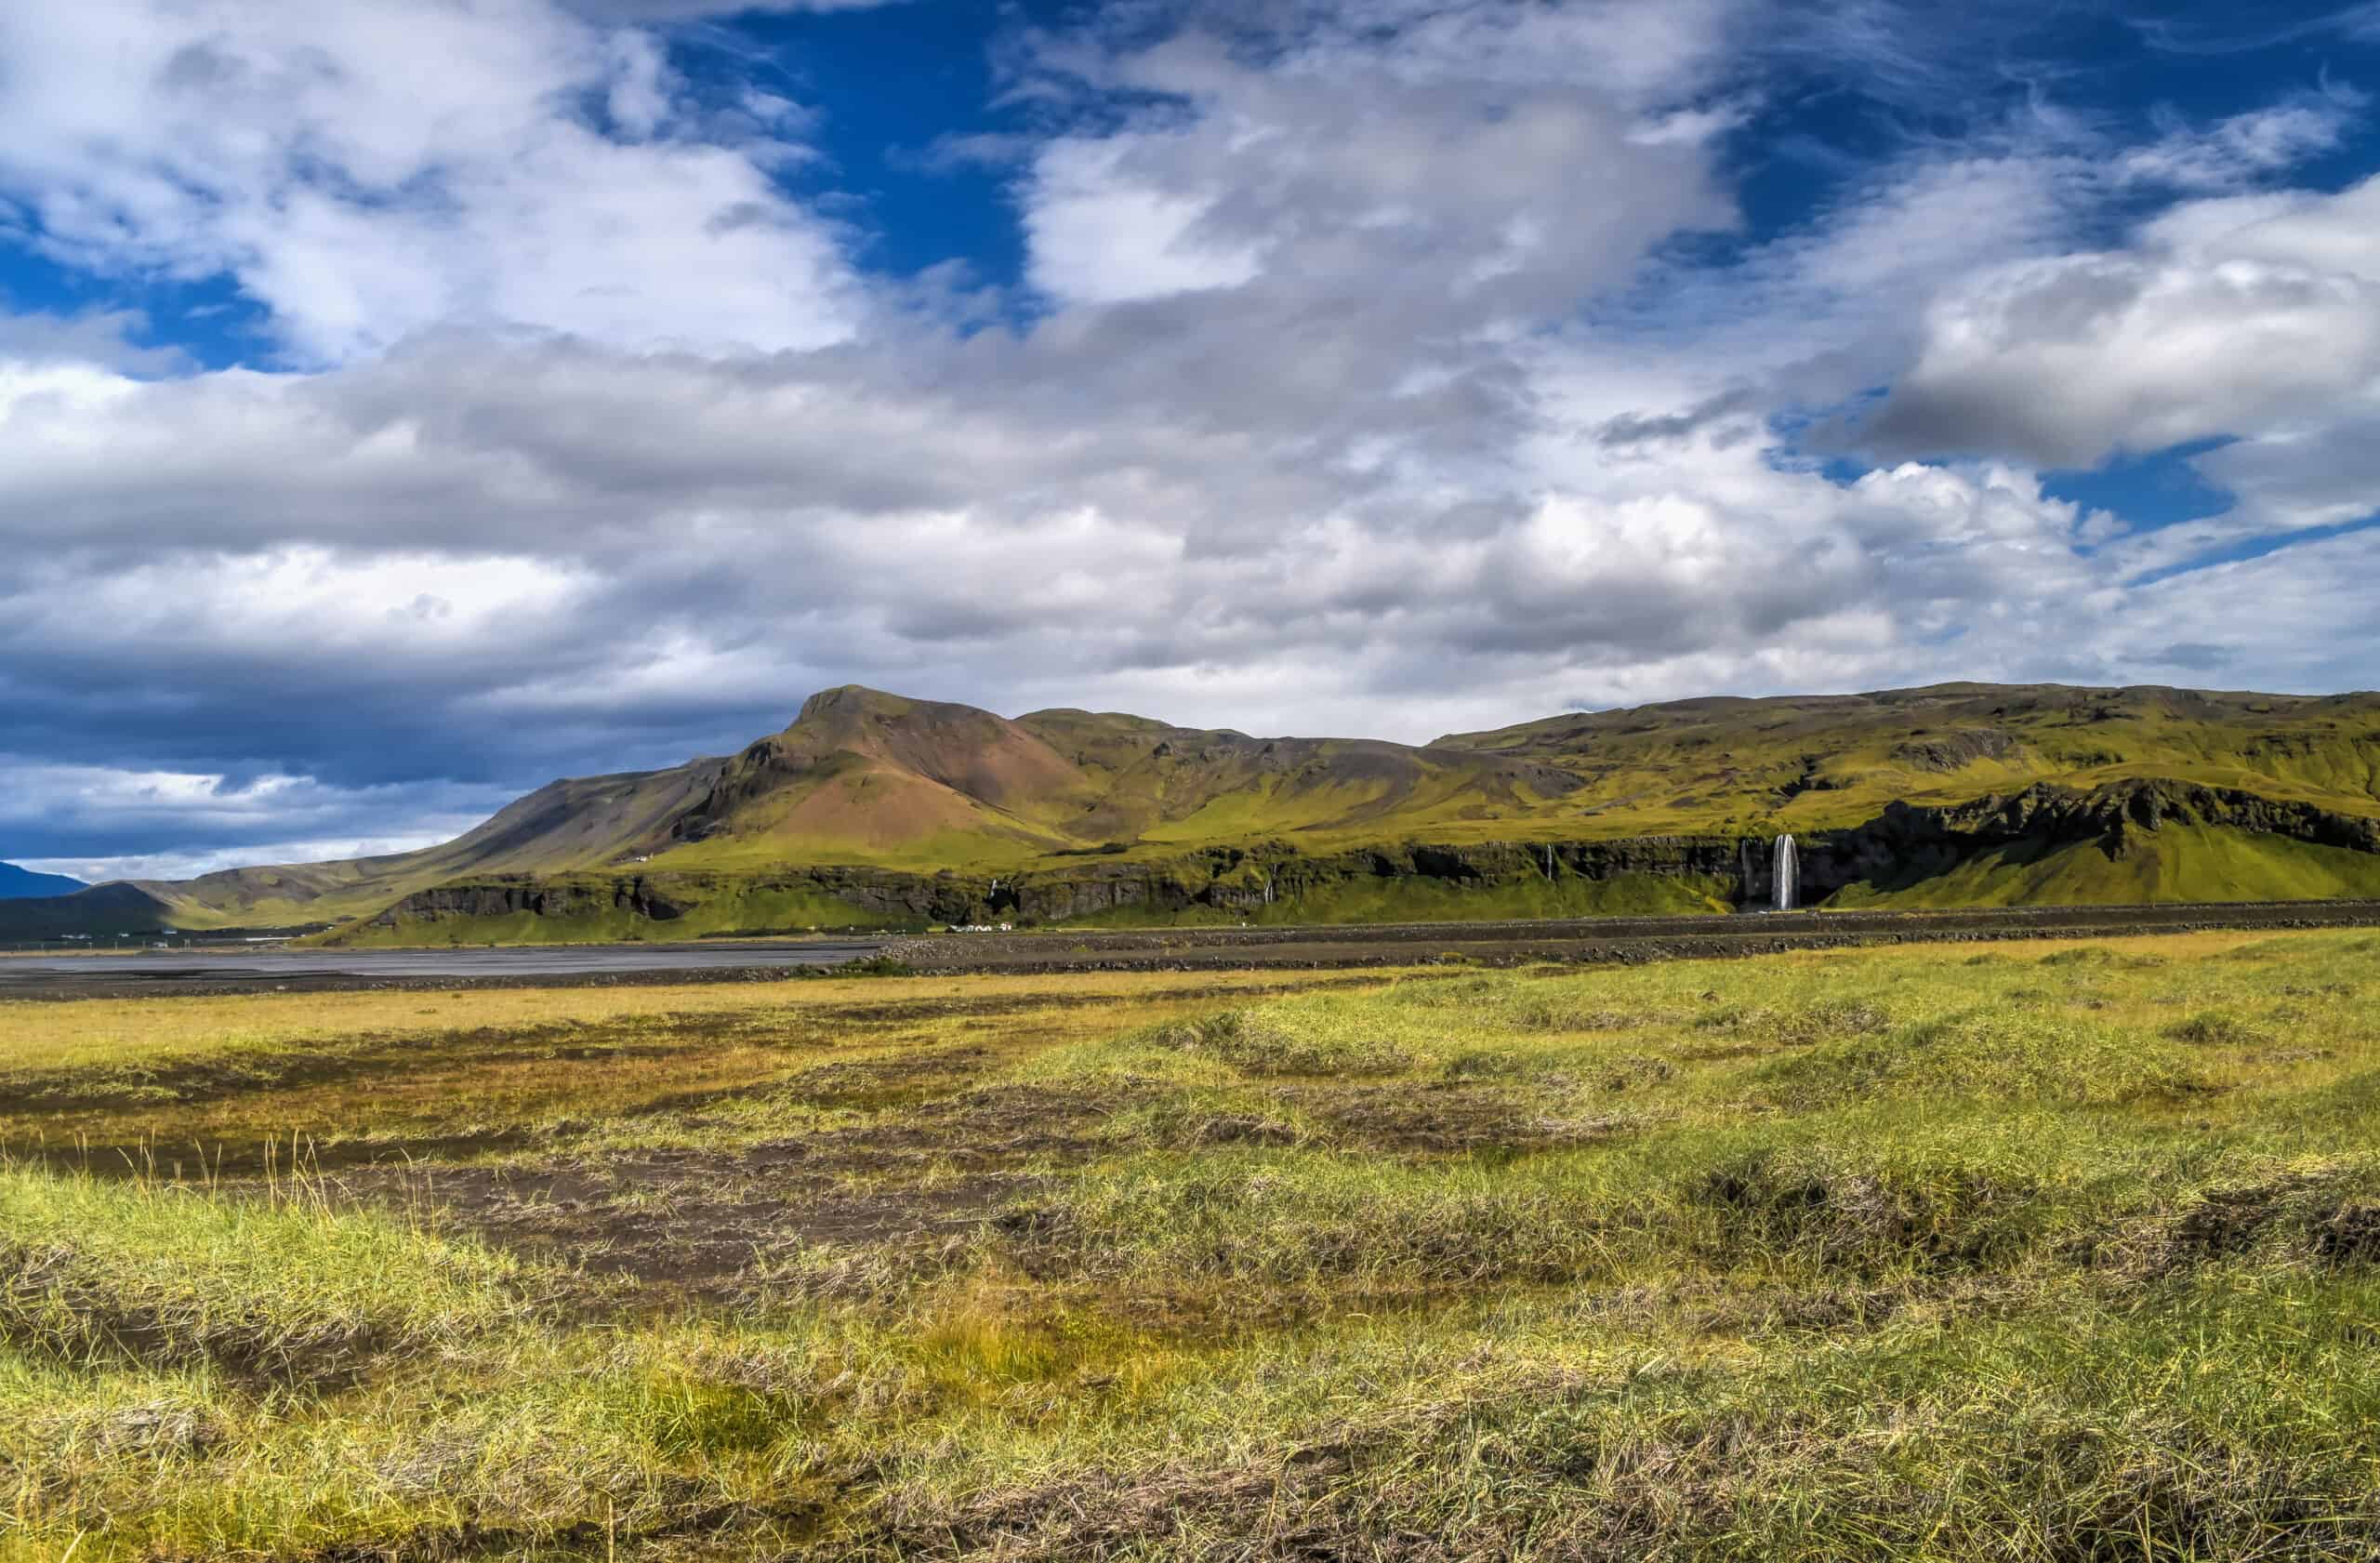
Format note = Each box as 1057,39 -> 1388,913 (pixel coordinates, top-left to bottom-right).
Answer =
0,334 -> 2116,799
1870,245 -> 2380,468
0,310 -> 185,375
1865,172 -> 2380,568
0,0 -> 863,362
1016,8 -> 1738,316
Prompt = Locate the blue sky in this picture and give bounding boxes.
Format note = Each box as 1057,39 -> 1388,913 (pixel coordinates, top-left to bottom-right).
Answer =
3,0 -> 2380,880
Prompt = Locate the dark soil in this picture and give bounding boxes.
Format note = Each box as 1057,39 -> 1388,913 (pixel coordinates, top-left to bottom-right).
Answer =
309,1082 -> 1144,1302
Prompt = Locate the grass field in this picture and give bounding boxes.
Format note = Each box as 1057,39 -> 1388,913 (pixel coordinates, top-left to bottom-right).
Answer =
7,930 -> 2380,1558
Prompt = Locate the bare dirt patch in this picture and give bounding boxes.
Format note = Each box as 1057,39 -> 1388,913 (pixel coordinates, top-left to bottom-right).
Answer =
318,1082 -> 1144,1301
2127,1169 -> 2380,1274
326,1150 -> 1025,1301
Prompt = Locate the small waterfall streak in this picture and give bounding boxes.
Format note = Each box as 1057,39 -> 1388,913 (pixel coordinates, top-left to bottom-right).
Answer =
1773,834 -> 1798,913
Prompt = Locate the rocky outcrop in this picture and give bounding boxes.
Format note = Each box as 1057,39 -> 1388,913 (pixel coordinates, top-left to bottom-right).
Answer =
359,836 -> 1750,936
1890,728 -> 2020,773
369,868 -> 991,930
1010,838 -> 1745,921
365,875 -> 698,925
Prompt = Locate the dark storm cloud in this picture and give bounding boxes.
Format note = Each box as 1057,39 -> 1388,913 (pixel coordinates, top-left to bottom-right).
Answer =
1595,391 -> 1759,450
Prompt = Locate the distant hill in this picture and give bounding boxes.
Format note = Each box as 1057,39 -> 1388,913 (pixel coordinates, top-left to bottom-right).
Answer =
1435,682 -> 2380,826
11,681 -> 2380,944
130,754 -> 728,932
0,862 -> 86,899
655,685 -> 1586,870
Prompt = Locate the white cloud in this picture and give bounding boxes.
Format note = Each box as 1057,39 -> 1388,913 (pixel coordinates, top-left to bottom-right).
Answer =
1025,139 -> 1268,305
1867,171 -> 2380,565
1877,247 -> 2380,468
0,0 -> 863,362
1016,14 -> 1737,316
2146,175 -> 2380,276
0,761 -> 509,883
2119,93 -> 2361,192
561,0 -> 902,18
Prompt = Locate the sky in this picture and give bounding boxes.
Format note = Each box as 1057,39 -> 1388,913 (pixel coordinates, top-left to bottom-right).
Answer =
7,0 -> 2380,882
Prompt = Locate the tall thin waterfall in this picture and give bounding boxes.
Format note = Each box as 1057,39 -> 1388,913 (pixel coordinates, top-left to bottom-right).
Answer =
1773,833 -> 1799,913
1740,839 -> 1758,905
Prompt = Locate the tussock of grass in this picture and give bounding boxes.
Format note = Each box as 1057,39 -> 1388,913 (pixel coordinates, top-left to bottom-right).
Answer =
1144,1008 -> 1417,1078
2037,943 -> 2168,969
1107,1092 -> 1317,1151
2114,1159 -> 2380,1273
1750,1011 -> 2215,1110
2165,1009 -> 2267,1046
1690,994 -> 1895,1048
1003,1151 -> 1637,1293
0,1166 -> 520,1384
1689,1138 -> 2068,1275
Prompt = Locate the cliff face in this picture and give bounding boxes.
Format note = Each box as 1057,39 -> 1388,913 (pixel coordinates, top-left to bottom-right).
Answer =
1004,837 -> 1743,921
359,835 -> 1750,937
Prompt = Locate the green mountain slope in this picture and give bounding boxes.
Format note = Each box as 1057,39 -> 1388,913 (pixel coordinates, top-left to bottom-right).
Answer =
126,755 -> 732,930
0,882 -> 184,939
1831,823 -> 2380,909
1436,683 -> 2380,836
650,685 -> 1586,870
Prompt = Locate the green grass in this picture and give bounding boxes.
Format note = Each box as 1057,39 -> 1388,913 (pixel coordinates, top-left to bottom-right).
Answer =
1443,683 -> 2380,839
0,1164 -> 522,1385
11,929 -> 2380,1557
1835,822 -> 2380,907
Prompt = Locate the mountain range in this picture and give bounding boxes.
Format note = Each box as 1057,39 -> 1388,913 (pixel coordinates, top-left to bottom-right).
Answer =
6,681 -> 2380,944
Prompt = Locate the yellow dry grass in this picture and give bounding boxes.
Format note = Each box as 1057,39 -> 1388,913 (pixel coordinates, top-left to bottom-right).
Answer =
0,966 -> 1349,1077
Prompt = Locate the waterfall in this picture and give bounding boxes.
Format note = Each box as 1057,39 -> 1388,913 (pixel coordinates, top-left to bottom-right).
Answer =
1773,833 -> 1799,913
1740,839 -> 1757,904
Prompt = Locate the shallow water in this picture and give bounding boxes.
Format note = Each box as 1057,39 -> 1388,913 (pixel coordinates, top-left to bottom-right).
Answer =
0,940 -> 884,987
